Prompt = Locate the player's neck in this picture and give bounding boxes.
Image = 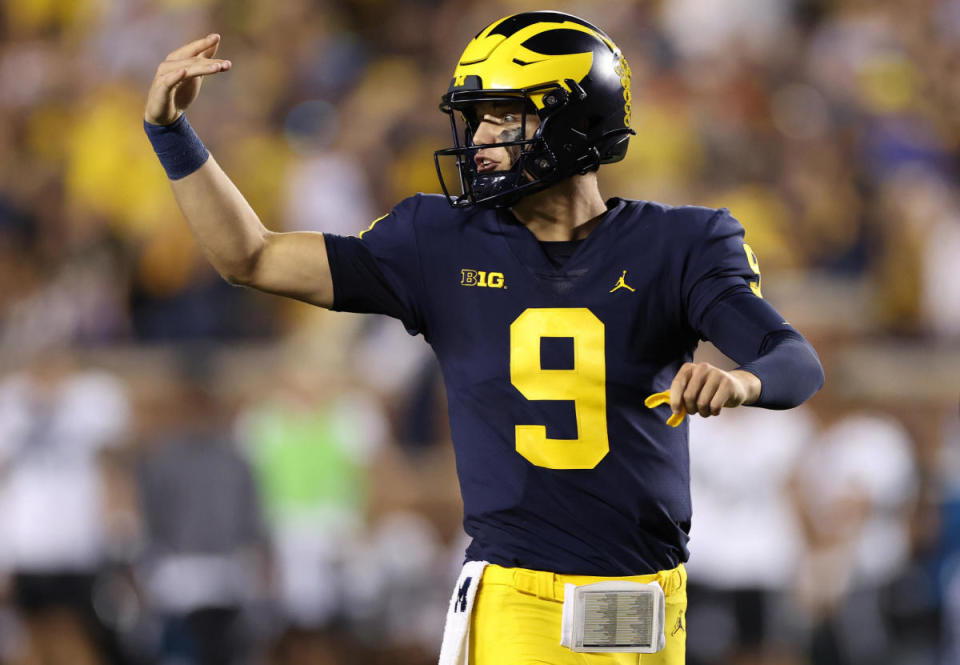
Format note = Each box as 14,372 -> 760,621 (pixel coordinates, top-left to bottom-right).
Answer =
510,173 -> 607,242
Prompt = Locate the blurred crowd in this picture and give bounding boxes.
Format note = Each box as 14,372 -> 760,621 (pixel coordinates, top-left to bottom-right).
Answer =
0,0 -> 958,663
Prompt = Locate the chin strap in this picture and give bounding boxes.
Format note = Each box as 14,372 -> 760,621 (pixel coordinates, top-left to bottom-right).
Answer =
471,170 -> 528,203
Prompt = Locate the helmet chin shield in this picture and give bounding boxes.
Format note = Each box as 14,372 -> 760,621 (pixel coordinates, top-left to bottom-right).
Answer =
435,11 -> 636,209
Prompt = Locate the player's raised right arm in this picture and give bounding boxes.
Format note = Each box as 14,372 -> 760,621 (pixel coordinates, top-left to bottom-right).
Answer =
144,34 -> 334,308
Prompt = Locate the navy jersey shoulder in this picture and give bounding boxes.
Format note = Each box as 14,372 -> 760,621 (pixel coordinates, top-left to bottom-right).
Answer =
634,200 -> 757,331
325,193 -> 451,337
326,194 -> 761,575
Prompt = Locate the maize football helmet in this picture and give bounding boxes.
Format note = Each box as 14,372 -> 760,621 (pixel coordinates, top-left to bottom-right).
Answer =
434,11 -> 634,208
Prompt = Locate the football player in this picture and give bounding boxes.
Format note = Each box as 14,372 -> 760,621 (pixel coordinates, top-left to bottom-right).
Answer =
144,11 -> 824,664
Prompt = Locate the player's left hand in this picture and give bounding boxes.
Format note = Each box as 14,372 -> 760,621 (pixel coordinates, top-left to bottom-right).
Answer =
669,362 -> 761,418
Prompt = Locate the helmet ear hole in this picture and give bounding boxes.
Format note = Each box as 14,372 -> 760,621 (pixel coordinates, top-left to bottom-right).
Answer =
540,88 -> 567,111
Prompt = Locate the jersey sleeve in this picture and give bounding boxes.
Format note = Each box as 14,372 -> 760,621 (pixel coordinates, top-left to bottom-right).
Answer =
681,209 -> 760,332
698,287 -> 825,408
323,195 -> 426,336
680,208 -> 824,408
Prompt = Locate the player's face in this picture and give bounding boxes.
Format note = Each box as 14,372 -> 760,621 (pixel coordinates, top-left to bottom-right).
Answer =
468,101 -> 540,173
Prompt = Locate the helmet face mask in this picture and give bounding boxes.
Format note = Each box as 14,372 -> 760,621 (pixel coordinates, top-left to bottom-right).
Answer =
434,11 -> 635,209
435,84 -> 573,209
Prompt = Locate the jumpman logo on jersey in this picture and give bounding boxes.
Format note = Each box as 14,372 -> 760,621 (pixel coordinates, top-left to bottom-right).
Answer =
609,270 -> 635,293
671,611 -> 685,636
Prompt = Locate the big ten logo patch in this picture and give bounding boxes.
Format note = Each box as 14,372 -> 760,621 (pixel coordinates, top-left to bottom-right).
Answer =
460,269 -> 506,289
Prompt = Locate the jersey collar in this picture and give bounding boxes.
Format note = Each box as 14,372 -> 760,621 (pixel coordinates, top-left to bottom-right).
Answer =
496,197 -> 629,279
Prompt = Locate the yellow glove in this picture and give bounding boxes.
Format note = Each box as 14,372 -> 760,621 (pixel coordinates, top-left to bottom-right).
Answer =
644,391 -> 686,427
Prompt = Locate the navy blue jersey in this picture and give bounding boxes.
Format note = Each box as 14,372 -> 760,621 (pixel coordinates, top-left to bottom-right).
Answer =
325,194 -> 767,575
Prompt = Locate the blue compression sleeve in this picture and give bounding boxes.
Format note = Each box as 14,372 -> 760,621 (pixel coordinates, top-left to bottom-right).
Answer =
698,286 -> 824,409
143,114 -> 210,180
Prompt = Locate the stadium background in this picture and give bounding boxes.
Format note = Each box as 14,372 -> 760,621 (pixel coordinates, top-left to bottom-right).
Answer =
0,0 -> 957,663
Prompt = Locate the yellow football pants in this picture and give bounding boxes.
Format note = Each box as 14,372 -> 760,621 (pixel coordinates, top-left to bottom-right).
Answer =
469,563 -> 687,665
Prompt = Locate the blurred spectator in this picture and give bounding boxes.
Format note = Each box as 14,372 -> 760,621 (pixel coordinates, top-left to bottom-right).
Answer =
793,410 -> 919,665
283,152 -> 377,236
0,355 -> 131,664
687,405 -> 816,665
236,362 -> 387,632
136,352 -> 270,665
341,511 -> 451,660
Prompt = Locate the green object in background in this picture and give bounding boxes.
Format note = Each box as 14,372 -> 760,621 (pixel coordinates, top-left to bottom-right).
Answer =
244,403 -> 365,521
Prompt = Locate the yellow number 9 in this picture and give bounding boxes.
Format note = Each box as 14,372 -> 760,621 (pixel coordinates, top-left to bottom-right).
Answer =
510,308 -> 608,469
743,243 -> 762,298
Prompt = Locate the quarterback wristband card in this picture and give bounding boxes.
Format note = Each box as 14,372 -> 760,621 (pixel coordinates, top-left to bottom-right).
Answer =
560,580 -> 666,653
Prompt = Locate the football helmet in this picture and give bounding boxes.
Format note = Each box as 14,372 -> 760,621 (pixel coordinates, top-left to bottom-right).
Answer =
434,11 -> 634,208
